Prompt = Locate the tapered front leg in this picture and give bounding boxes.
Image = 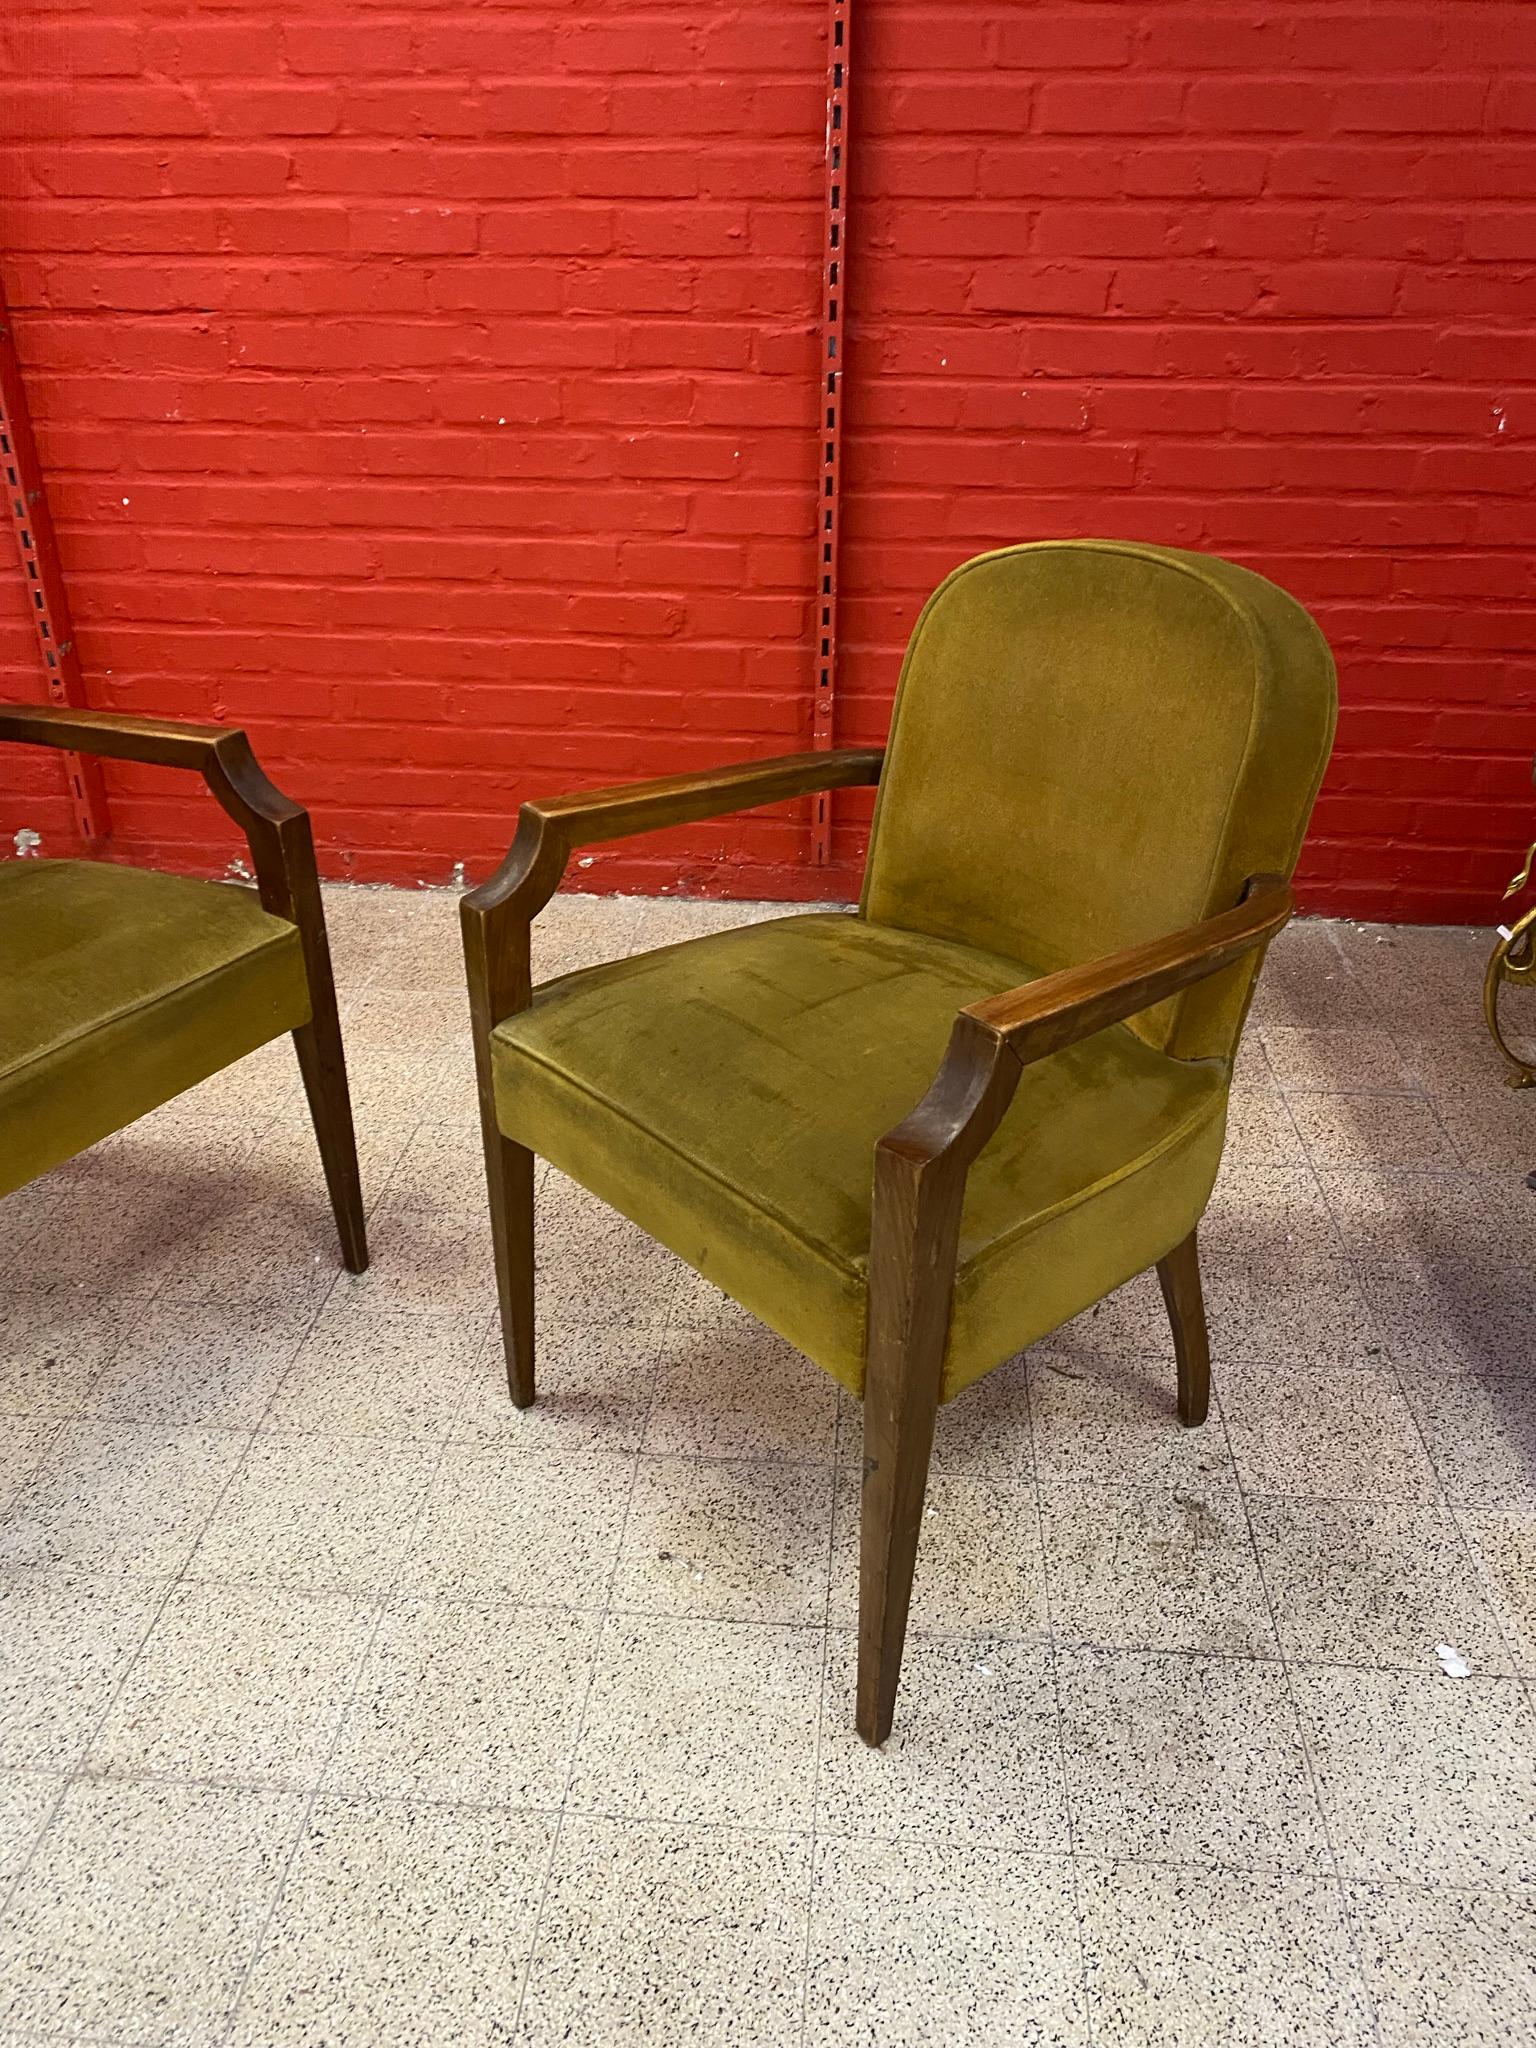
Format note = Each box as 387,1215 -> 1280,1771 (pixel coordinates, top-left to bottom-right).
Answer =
857,1147 -> 963,1748
292,1011 -> 368,1274
480,1115 -> 536,1408
1156,1227 -> 1210,1428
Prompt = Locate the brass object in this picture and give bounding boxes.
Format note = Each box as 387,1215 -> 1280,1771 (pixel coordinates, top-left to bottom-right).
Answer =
1484,835 -> 1536,1089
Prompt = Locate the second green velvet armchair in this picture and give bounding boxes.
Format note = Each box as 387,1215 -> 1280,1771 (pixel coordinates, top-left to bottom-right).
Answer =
0,704 -> 366,1276
460,540 -> 1338,1744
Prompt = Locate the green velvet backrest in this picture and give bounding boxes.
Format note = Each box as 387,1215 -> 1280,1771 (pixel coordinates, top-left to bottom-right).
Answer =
860,540 -> 1338,1060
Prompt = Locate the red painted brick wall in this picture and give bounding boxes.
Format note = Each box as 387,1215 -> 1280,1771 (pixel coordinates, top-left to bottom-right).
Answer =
2,2 -> 1532,921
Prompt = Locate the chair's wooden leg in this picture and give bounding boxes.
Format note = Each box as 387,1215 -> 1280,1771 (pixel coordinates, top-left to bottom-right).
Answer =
1157,1227 -> 1210,1428
292,1008 -> 368,1275
858,1336 -> 943,1749
857,1151 -> 960,1748
478,1107 -> 535,1409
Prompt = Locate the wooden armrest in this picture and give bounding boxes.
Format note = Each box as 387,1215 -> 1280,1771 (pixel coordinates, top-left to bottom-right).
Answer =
462,746 -> 885,921
878,877 -> 1292,1176
460,746 -> 884,1031
965,877 -> 1293,1068
0,702 -> 231,771
0,699 -> 305,846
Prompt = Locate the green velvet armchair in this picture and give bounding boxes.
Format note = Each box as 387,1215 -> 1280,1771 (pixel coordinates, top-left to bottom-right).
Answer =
0,704 -> 366,1274
461,540 -> 1337,1744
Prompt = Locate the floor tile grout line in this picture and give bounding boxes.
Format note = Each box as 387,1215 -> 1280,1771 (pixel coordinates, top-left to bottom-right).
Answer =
505,1251 -> 677,2043
0,1385 -> 297,1939
1284,1035 -> 1535,1682
1022,1353 -> 1098,2048
797,1396 -> 842,2048
213,1390 -> 469,2048
1215,1105 -> 1389,2048
0,1254 -> 336,1924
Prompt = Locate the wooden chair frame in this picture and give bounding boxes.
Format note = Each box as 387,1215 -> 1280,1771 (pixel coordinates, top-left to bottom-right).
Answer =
0,703 -> 367,1273
462,747 -> 1291,1744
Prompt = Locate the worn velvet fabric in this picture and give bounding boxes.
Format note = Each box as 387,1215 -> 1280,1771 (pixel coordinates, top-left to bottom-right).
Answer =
0,859 -> 310,1197
492,541 -> 1338,1399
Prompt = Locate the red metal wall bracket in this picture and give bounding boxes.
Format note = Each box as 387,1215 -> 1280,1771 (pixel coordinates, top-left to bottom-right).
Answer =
0,276 -> 109,844
809,0 -> 852,867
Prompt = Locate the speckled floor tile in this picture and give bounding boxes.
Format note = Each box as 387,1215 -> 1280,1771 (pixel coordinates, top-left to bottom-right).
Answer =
0,1772 -> 61,1883
0,1777 -> 305,2046
4,897 -> 1534,2047
0,1570 -> 164,1770
87,1582 -> 375,1788
1458,1509 -> 1536,1674
1039,1266 -> 1167,1362
1294,1664 -> 1536,1886
805,1836 -> 1086,2048
817,1634 -> 1067,1850
1204,1256 -> 1386,1372
1350,1256 -> 1536,1375
230,1797 -> 555,2048
1291,1091 -> 1459,1169
829,1465 -> 1046,1638
0,1421 -> 60,1518
1222,1090 -> 1307,1166
536,1175 -> 688,1325
401,1445 -> 633,1606
1249,1498 -> 1513,1674
1201,1162 -> 1345,1265
613,1457 -> 833,1625
1027,1352 -> 1238,1494
518,1818 -> 810,2048
372,1113 -> 493,1212
1059,1646 -> 1328,1871
1318,1166 -> 1511,1267
188,1433 -> 439,1593
1041,1481 -> 1277,1657
81,1300 -> 318,1428
1260,1025 -> 1414,1093
927,1350 -> 1035,1478
1347,1879 -> 1536,2048
1401,1372 -> 1536,1509
327,1599 -> 599,1807
153,1192 -> 345,1309
643,1321 -> 838,1463
454,1315 -> 664,1454
259,1295 -> 489,1439
1432,1085 -> 1536,1170
18,1178 -> 207,1302
1249,924 -> 1373,1030
1077,1861 -> 1373,2048
568,1616 -> 821,1828
1217,1363 -> 1438,1503
1394,1025 -> 1536,1095
357,1196 -> 499,1315
0,1283 -> 126,1416
241,1105 -> 419,1222
0,1421 -> 246,1577
532,893 -> 645,978
1335,923 -> 1489,1022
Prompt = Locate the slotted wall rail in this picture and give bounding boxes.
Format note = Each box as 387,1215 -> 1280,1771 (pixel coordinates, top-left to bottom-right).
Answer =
810,0 -> 852,867
0,275 -> 108,843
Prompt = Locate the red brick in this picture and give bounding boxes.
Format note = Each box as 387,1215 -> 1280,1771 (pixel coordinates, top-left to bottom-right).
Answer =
1,0 -> 1525,922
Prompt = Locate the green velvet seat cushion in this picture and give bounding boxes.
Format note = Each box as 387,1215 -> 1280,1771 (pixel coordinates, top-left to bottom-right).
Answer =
491,912 -> 1228,1399
0,859 -> 311,1197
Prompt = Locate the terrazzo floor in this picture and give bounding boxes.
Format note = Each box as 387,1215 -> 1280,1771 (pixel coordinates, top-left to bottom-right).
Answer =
2,886 -> 1535,2046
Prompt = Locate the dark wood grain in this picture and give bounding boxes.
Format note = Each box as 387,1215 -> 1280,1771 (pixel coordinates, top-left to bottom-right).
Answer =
459,745 -> 887,1407
854,875 -> 1292,1744
1156,1229 -> 1210,1428
0,700 -> 367,1273
964,878 -> 1292,1064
